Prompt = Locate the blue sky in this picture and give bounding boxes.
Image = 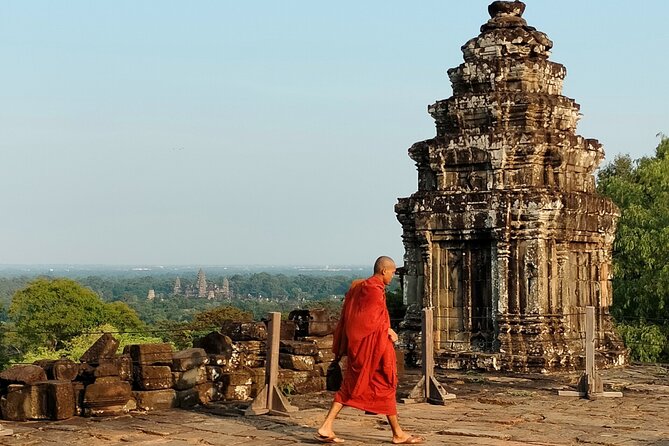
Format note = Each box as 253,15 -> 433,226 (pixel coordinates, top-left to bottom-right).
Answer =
1,1 -> 667,266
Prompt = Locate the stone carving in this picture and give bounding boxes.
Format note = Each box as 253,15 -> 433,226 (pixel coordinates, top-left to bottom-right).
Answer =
396,0 -> 626,371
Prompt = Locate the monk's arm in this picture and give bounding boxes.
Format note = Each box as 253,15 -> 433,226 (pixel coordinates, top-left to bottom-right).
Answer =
388,328 -> 398,343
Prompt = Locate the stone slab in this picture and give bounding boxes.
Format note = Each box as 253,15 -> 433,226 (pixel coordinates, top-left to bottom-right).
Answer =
134,365 -> 173,391
172,366 -> 207,390
80,333 -> 119,364
133,389 -> 177,411
125,343 -> 174,366
172,348 -> 208,372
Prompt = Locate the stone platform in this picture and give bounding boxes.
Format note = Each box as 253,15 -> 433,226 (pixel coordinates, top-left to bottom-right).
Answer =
0,365 -> 667,445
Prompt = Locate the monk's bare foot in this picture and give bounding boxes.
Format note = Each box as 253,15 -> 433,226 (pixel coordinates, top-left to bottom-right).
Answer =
392,433 -> 425,444
316,429 -> 345,444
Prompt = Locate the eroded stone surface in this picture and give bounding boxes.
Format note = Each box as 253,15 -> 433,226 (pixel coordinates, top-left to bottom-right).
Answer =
193,331 -> 234,356
172,348 -> 208,372
0,365 -> 47,387
396,0 -> 624,371
125,343 -> 174,366
80,333 -> 119,365
134,365 -> 173,391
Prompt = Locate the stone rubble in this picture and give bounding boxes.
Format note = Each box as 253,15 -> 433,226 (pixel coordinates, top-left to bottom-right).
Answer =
0,308 -> 336,422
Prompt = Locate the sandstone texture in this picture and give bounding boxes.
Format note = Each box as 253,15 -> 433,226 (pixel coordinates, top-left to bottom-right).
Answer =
396,0 -> 624,371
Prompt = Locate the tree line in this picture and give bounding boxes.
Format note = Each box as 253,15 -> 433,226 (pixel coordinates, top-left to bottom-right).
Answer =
597,136 -> 669,362
0,273 -> 364,368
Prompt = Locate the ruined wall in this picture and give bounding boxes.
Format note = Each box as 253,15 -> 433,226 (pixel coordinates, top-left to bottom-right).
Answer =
0,309 -> 336,421
396,1 -> 626,371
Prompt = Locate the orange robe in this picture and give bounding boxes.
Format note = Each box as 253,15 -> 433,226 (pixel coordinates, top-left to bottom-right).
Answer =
332,275 -> 397,415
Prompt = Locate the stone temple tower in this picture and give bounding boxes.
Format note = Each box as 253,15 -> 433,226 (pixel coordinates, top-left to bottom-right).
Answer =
396,1 -> 626,371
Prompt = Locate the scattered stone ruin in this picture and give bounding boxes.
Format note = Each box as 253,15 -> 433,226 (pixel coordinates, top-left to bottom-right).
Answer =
396,1 -> 626,371
0,309 -> 336,421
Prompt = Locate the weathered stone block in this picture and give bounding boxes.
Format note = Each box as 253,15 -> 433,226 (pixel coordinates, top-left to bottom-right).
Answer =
289,309 -> 338,337
278,370 -> 323,394
125,343 -> 173,366
215,370 -> 253,401
213,381 -> 251,401
0,365 -> 47,387
80,333 -> 119,364
279,353 -> 315,371
176,383 -> 212,408
172,348 -> 208,372
172,366 -> 207,390
117,354 -> 133,381
83,381 -> 131,417
34,359 -> 79,382
133,389 -> 176,411
280,320 -> 297,340
94,362 -> 119,378
134,365 -> 173,390
0,384 -> 48,421
307,309 -> 338,336
220,321 -> 267,341
95,376 -> 122,384
317,349 -> 336,364
44,380 -> 75,420
280,340 -> 318,356
232,341 -> 265,368
305,334 -> 334,350
193,332 -> 233,357
220,371 -> 252,387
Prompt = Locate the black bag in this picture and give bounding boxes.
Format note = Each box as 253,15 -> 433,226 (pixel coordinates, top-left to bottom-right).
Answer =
326,360 -> 343,391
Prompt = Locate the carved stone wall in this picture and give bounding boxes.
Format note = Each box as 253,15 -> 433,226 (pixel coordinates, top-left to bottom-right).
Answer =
396,1 -> 626,371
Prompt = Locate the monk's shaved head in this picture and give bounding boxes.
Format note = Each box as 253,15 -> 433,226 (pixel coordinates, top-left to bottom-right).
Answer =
373,256 -> 395,274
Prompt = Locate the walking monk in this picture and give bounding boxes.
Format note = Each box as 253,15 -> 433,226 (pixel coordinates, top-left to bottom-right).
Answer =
315,256 -> 425,444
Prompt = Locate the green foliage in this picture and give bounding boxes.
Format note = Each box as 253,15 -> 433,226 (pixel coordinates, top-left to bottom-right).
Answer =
615,323 -> 668,363
189,305 -> 252,330
597,136 -> 669,362
155,305 -> 252,351
8,277 -> 146,353
597,137 -> 669,323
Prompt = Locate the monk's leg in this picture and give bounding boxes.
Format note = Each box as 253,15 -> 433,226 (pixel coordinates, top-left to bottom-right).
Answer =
387,414 -> 407,441
317,401 -> 344,439
387,415 -> 424,444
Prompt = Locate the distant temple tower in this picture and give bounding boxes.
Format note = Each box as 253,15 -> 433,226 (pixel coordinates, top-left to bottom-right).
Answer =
197,269 -> 207,298
147,289 -> 156,301
222,278 -> 231,299
173,277 -> 182,295
396,1 -> 625,370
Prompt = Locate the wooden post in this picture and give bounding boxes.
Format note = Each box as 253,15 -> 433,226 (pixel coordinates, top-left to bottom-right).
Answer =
246,312 -> 299,416
403,307 -> 455,404
558,306 -> 621,399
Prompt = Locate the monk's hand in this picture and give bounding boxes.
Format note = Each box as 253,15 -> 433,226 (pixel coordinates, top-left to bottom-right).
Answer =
388,328 -> 399,343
